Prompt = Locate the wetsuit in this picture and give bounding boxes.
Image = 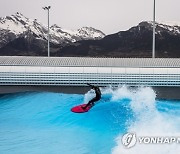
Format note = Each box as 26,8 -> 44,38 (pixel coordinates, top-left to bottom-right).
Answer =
83,85 -> 101,109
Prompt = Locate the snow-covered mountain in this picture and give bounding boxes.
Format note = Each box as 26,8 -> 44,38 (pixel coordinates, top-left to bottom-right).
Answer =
135,21 -> 180,35
58,21 -> 180,58
51,25 -> 105,43
1,16 -> 180,57
0,12 -> 105,48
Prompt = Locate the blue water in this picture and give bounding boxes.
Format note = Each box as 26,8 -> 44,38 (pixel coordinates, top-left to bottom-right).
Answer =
0,86 -> 180,154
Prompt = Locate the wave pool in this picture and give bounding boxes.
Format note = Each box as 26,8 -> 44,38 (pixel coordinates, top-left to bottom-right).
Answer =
0,86 -> 180,154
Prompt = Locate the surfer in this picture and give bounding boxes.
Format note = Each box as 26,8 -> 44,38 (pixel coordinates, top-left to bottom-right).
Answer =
82,83 -> 101,110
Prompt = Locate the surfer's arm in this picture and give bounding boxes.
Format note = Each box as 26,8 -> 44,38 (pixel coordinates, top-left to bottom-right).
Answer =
86,83 -> 94,88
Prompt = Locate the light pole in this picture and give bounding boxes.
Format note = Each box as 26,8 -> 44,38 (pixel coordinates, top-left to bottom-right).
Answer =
43,6 -> 51,57
152,0 -> 156,58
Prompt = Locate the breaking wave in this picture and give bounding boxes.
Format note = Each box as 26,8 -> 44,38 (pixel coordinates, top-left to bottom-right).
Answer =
111,86 -> 180,154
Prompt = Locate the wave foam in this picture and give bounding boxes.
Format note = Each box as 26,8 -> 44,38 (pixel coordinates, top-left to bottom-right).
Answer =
110,86 -> 180,154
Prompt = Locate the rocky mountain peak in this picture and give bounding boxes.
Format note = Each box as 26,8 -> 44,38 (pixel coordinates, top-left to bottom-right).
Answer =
0,13 -> 105,46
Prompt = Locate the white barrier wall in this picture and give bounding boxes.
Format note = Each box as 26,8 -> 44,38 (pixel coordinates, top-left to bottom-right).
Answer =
1,66 -> 180,74
0,66 -> 180,86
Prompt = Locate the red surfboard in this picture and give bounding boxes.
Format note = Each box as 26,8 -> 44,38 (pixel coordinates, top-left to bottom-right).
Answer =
71,104 -> 93,113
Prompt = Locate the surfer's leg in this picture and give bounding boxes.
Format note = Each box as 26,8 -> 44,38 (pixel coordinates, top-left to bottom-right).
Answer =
82,97 -> 99,109
82,98 -> 96,109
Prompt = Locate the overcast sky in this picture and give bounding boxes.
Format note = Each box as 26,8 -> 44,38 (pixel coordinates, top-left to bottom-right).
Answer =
0,0 -> 179,34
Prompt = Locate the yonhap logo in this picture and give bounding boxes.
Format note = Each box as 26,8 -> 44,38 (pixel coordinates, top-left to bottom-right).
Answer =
122,132 -> 180,149
122,132 -> 137,148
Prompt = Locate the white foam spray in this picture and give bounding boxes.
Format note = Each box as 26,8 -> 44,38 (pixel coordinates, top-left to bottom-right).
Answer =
109,85 -> 180,154
83,89 -> 96,103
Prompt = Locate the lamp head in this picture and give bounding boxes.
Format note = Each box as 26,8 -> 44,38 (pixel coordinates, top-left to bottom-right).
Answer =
43,6 -> 51,10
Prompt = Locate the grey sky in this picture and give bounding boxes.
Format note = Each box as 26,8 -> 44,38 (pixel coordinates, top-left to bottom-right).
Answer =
0,0 -> 179,34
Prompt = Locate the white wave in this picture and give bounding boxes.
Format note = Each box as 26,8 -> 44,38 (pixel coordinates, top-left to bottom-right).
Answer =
111,85 -> 133,101
111,86 -> 180,154
83,89 -> 95,103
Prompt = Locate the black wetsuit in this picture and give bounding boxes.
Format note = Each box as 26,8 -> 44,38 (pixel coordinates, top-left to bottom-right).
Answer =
83,86 -> 101,109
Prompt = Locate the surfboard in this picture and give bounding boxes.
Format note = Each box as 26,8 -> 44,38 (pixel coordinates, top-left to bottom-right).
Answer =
71,104 -> 93,113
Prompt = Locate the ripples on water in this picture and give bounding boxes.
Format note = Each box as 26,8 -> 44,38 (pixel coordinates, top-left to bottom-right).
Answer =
0,86 -> 180,154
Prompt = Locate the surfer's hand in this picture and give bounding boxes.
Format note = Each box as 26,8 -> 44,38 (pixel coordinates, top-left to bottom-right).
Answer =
87,83 -> 93,87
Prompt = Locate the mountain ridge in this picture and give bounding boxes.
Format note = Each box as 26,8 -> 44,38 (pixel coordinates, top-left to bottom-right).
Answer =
0,13 -> 180,57
56,21 -> 180,58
